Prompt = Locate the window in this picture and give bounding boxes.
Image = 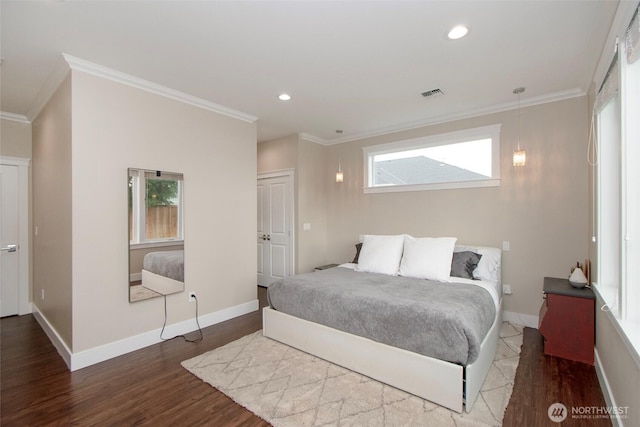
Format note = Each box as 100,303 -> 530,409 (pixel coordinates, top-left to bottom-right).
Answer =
594,5 -> 640,352
363,124 -> 501,193
129,169 -> 184,246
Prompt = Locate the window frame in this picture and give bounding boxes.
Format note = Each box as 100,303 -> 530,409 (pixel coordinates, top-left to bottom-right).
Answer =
129,168 -> 184,249
592,4 -> 640,363
362,124 -> 501,194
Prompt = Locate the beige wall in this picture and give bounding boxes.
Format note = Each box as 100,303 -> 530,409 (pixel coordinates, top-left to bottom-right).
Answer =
32,75 -> 74,347
296,138 -> 328,273
257,135 -> 329,273
325,97 -> 590,317
31,69 -> 257,353
257,134 -> 298,173
595,303 -> 640,424
259,97 -> 584,319
1,118 -> 32,158
68,70 -> 257,352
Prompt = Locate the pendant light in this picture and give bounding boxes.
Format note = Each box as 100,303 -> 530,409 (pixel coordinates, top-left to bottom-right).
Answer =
336,130 -> 344,182
513,87 -> 526,167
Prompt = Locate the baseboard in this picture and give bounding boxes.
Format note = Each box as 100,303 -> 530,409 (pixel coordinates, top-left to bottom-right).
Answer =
594,348 -> 624,427
32,305 -> 73,370
129,272 -> 142,282
503,310 -> 539,329
34,299 -> 259,372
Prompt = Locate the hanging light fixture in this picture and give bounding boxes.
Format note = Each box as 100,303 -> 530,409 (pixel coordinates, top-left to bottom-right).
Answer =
336,130 -> 344,182
513,87 -> 526,167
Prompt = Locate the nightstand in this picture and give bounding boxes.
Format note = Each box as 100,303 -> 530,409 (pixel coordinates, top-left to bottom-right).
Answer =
538,276 -> 595,365
314,263 -> 339,272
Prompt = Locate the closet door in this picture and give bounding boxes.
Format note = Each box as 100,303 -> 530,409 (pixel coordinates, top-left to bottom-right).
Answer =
257,174 -> 293,286
1,165 -> 20,316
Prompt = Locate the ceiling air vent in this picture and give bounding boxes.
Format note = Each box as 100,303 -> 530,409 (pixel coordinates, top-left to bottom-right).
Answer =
421,88 -> 444,98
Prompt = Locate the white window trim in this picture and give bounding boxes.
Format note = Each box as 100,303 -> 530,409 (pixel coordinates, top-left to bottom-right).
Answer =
363,124 -> 501,194
129,240 -> 185,250
129,169 -> 184,245
592,1 -> 640,364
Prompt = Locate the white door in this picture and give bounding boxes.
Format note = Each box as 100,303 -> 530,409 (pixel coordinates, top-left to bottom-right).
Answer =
257,175 -> 293,286
1,165 -> 20,316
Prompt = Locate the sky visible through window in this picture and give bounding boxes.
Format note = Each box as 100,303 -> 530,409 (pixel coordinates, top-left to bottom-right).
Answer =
374,138 -> 492,177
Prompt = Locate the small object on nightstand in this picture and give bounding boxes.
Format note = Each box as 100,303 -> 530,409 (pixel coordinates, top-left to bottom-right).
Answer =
569,261 -> 588,288
314,263 -> 339,272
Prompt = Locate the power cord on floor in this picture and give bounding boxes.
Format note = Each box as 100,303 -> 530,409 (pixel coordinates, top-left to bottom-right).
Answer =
160,294 -> 203,343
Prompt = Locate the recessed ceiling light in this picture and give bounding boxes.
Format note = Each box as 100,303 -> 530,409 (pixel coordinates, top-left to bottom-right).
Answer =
278,93 -> 291,101
447,25 -> 469,40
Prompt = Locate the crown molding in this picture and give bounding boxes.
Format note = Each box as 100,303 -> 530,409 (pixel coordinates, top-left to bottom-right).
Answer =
0,112 -> 30,124
299,132 -> 327,145
62,54 -> 258,124
26,55 -> 71,122
320,88 -> 586,145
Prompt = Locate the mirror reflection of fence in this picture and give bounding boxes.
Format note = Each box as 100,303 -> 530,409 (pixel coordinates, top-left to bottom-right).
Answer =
128,168 -> 185,302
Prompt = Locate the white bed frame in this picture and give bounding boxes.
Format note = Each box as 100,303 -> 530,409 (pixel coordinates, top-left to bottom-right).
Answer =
141,269 -> 184,295
263,299 -> 502,413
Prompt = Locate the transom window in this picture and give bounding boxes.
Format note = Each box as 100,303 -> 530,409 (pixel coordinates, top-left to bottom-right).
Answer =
129,169 -> 184,246
363,124 -> 501,193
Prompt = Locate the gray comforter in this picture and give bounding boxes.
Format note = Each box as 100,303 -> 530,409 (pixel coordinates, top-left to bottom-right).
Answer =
267,267 -> 496,365
143,250 -> 184,282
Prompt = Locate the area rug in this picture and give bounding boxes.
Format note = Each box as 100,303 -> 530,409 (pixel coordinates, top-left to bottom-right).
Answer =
182,322 -> 523,426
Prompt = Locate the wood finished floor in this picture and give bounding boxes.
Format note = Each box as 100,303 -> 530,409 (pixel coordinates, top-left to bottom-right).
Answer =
1,287 -> 610,426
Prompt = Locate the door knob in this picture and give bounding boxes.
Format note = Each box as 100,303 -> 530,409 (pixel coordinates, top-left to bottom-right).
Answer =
1,244 -> 17,253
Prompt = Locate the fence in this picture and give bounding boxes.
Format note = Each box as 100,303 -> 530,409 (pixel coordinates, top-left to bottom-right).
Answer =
129,205 -> 178,240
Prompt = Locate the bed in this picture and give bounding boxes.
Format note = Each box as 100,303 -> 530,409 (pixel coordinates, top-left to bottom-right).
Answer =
141,249 -> 184,295
263,235 -> 502,413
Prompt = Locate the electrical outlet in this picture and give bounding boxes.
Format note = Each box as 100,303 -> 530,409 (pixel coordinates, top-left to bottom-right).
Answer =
503,284 -> 513,295
41,289 -> 45,300
188,292 -> 196,302
502,241 -> 510,251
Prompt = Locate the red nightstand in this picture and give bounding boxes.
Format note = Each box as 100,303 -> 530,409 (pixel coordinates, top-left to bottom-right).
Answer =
538,276 -> 595,365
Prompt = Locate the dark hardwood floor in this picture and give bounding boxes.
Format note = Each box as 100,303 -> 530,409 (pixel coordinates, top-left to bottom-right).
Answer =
1,287 -> 610,426
503,328 -> 611,427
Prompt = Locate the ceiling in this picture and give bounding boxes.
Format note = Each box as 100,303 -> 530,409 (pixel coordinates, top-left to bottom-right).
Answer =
0,1 -> 618,144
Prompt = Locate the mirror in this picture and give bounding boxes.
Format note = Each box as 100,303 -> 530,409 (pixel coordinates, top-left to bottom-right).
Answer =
128,168 -> 185,302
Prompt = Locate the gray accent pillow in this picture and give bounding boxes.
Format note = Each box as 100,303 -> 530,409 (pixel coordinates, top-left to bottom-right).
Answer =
450,251 -> 482,279
352,243 -> 363,264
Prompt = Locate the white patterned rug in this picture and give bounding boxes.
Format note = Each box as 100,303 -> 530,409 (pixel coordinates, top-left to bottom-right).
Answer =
182,322 -> 523,426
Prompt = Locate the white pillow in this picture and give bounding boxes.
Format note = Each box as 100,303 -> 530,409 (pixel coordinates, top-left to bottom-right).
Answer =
355,234 -> 405,275
399,236 -> 457,281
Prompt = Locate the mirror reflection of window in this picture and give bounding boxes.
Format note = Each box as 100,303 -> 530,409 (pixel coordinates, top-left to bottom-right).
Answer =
129,169 -> 184,244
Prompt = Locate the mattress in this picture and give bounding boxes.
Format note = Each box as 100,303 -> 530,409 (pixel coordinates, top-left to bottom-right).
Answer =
267,266 -> 497,365
143,250 -> 184,282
